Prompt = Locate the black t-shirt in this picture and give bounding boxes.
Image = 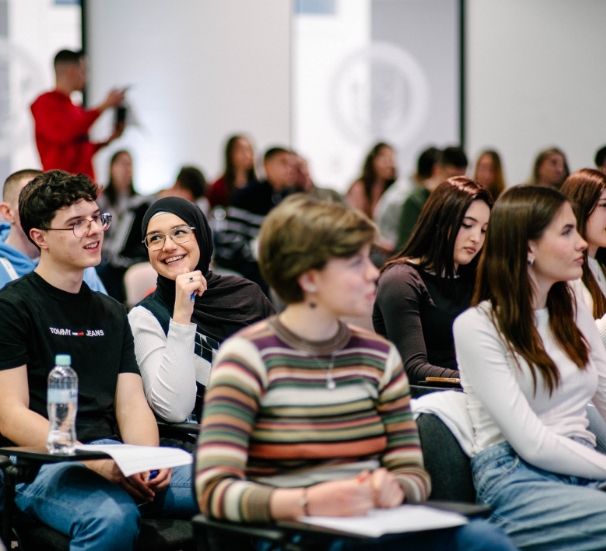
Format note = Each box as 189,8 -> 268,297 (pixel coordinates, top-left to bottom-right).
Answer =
0,272 -> 140,446
231,180 -> 294,217
373,263 -> 472,384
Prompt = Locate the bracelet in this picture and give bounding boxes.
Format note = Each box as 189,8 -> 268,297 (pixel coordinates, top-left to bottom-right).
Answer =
299,487 -> 310,516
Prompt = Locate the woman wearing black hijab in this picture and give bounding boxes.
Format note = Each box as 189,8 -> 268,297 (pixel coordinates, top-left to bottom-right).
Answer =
128,197 -> 274,424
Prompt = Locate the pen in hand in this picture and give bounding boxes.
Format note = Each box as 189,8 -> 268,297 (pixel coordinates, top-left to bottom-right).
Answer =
147,469 -> 159,483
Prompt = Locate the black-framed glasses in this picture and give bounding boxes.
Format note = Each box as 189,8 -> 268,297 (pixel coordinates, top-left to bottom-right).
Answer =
142,225 -> 196,251
46,213 -> 112,238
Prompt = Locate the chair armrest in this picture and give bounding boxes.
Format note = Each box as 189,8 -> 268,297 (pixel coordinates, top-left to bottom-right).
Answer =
157,421 -> 201,445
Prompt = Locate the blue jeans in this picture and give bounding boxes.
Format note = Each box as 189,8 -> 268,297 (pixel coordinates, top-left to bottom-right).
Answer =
14,439 -> 197,551
472,441 -> 606,551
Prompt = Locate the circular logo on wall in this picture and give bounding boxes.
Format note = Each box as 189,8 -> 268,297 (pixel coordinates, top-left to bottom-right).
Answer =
329,42 -> 430,147
0,38 -> 45,157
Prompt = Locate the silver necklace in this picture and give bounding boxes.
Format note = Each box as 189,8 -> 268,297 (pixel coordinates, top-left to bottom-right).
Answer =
309,353 -> 336,390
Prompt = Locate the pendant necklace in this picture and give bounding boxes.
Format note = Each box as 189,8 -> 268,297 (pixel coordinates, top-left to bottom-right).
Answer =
310,353 -> 337,390
325,355 -> 336,390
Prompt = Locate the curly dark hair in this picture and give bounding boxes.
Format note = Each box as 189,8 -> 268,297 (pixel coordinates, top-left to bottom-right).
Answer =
19,170 -> 98,246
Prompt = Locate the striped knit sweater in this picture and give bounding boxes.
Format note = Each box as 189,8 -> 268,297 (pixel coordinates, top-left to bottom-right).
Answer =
195,316 -> 431,522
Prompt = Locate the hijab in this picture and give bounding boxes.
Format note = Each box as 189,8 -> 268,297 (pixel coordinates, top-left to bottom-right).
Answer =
141,196 -> 273,342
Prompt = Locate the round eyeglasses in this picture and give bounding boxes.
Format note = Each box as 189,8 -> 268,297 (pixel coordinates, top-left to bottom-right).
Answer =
46,213 -> 112,238
142,225 -> 196,250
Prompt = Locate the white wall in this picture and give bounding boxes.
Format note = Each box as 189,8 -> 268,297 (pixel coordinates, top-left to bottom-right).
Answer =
292,0 -> 371,192
3,0 -> 81,176
293,0 -> 460,193
86,0 -> 291,193
467,0 -> 606,186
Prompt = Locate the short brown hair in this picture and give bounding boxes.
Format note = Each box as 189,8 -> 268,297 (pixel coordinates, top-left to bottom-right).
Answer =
3,169 -> 42,203
258,194 -> 377,304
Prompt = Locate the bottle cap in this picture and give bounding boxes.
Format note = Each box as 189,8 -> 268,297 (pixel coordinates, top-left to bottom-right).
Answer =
55,354 -> 71,366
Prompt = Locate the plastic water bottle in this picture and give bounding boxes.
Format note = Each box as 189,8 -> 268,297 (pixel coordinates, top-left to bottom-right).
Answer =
47,354 -> 78,455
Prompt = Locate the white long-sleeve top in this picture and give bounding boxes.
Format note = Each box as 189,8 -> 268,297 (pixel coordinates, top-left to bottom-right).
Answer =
128,305 -> 212,422
453,299 -> 606,480
569,257 -> 606,348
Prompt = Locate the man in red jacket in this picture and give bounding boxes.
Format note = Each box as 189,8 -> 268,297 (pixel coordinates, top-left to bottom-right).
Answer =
31,49 -> 126,182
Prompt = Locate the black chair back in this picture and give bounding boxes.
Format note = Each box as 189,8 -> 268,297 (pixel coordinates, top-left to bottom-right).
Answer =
416,413 -> 476,503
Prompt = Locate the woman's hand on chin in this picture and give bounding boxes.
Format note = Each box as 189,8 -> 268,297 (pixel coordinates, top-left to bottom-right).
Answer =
172,269 -> 207,324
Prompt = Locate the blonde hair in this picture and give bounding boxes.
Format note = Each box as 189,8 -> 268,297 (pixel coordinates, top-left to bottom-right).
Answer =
258,194 -> 377,303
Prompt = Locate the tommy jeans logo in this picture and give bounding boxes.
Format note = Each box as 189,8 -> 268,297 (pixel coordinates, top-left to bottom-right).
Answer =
50,327 -> 105,337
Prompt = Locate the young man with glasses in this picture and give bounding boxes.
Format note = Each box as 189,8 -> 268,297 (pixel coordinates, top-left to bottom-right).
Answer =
0,170 -> 197,550
0,169 -> 108,292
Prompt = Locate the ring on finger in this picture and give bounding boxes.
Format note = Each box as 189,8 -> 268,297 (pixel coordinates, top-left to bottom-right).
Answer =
189,277 -> 193,282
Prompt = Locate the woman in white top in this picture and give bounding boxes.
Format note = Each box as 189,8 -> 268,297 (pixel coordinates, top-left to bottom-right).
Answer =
561,169 -> 606,347
453,185 -> 606,550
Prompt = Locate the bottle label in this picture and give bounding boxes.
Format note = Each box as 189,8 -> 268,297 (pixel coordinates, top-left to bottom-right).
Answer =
47,389 -> 78,404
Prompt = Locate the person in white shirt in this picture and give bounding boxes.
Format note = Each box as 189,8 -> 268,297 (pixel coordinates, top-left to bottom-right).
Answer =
561,168 -> 606,347
454,185 -> 606,551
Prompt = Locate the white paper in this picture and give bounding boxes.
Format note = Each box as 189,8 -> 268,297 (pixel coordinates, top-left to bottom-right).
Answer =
75,444 -> 192,477
298,505 -> 467,537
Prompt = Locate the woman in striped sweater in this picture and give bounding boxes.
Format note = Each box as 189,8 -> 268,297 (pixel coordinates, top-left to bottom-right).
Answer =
195,195 -> 516,550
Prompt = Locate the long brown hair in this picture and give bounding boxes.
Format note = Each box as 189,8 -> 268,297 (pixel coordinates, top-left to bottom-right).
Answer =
529,147 -> 570,189
223,135 -> 257,198
473,185 -> 589,395
561,168 -> 606,318
474,150 -> 506,199
104,150 -> 136,206
360,143 -> 397,206
384,177 -> 493,292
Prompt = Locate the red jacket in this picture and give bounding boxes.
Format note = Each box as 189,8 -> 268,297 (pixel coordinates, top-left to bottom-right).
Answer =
30,90 -> 102,181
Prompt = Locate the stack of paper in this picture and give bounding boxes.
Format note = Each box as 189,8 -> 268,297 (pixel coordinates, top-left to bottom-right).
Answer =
298,505 -> 467,537
75,444 -> 192,477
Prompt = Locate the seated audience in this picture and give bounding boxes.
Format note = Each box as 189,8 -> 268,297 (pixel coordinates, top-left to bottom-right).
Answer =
375,146 -> 440,246
346,142 -> 397,219
0,170 -> 197,550
562,169 -> 606,346
527,147 -> 569,189
206,134 -> 257,209
212,146 -> 296,293
128,196 -> 274,426
474,149 -> 506,199
195,194 -> 516,550
97,150 -> 154,302
373,178 -> 492,385
0,168 -> 106,292
397,146 -> 468,249
454,185 -> 606,550
595,145 -> 606,174
159,165 -> 209,216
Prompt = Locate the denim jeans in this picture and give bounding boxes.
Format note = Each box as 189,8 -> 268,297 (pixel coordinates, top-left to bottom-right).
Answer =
472,441 -> 606,551
13,439 -> 197,551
